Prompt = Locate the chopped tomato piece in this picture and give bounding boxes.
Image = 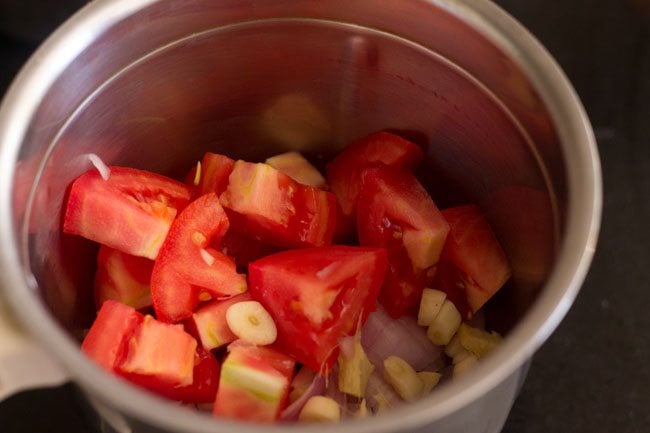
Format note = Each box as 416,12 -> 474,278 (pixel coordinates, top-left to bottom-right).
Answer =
381,250 -> 437,320
356,166 -> 449,318
123,347 -> 221,404
228,340 -> 296,378
192,293 -> 252,350
186,152 -> 235,197
220,161 -> 336,248
248,246 -> 387,372
63,167 -> 192,259
326,132 -> 423,228
118,315 -> 197,387
214,341 -> 295,422
94,245 -> 154,310
151,193 -> 247,323
81,300 -> 143,371
441,204 -> 511,313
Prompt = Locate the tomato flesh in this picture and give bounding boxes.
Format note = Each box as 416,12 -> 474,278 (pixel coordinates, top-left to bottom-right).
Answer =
441,204 -> 511,313
151,193 -> 247,323
248,246 -> 387,372
356,166 -> 449,318
214,341 -> 295,422
94,245 -> 154,310
118,315 -> 197,387
192,293 -> 252,350
123,346 -> 221,404
64,167 -> 192,259
81,300 -> 143,371
220,161 -> 336,248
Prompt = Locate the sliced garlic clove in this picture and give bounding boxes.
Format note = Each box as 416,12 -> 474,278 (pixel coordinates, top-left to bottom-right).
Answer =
225,301 -> 277,346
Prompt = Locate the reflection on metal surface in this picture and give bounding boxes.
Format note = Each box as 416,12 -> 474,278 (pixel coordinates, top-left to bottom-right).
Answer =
260,93 -> 332,151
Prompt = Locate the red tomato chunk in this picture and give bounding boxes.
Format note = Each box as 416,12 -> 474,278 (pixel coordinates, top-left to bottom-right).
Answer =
220,161 -> 336,248
94,245 -> 154,310
439,204 -> 512,314
63,167 -> 192,259
151,192 -> 247,323
81,300 -> 143,372
82,301 -> 219,404
213,341 -> 295,422
192,293 -> 253,351
248,246 -> 387,372
118,315 -> 197,387
357,166 -> 449,319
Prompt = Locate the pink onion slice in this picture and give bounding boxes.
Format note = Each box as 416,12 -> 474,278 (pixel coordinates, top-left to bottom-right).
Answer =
365,371 -> 402,414
86,153 -> 110,180
361,307 -> 444,373
323,366 -> 365,419
280,370 -> 326,421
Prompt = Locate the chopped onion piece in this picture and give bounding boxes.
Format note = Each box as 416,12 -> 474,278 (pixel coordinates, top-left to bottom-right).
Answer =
323,367 -> 364,419
87,153 -> 110,180
200,248 -> 215,266
289,367 -> 317,404
281,371 -> 326,421
365,371 -> 402,413
361,308 -> 444,372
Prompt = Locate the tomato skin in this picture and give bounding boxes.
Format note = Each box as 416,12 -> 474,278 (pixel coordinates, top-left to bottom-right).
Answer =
151,193 -> 248,323
94,245 -> 154,310
122,347 -> 221,404
326,132 -> 423,224
220,161 -> 336,248
81,300 -> 143,372
380,249 -> 436,319
186,153 -> 235,198
248,246 -> 387,372
356,166 -> 449,318
63,167 -> 192,259
441,204 -> 511,313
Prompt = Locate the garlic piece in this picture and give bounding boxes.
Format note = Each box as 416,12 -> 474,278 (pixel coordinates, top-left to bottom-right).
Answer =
298,396 -> 341,422
225,301 -> 277,346
427,300 -> 461,346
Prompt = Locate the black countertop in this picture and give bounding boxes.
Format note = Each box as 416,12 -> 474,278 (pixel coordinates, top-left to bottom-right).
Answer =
1,1 -> 649,432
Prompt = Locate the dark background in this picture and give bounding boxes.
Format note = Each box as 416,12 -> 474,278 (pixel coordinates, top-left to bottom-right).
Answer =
1,1 -> 648,432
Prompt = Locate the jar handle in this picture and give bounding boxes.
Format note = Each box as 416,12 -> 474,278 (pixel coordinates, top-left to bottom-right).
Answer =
0,297 -> 68,401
